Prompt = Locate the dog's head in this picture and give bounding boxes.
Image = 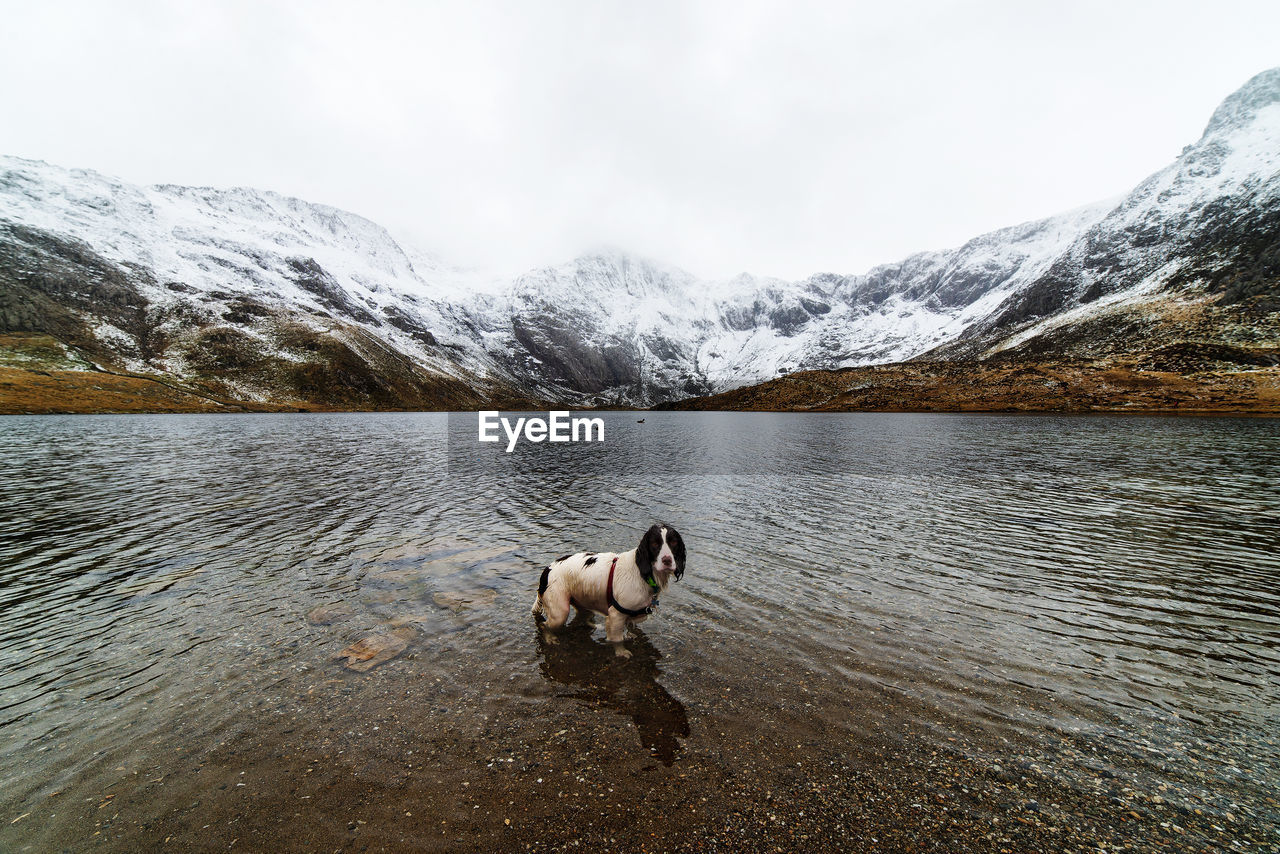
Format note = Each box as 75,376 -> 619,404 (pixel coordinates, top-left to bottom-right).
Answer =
636,524 -> 686,582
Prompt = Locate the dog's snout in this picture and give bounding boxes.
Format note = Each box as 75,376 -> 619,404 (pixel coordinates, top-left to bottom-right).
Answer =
661,555 -> 674,566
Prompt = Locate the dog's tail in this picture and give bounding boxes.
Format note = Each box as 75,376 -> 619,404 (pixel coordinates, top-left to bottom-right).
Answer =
538,564 -> 552,596
531,564 -> 552,615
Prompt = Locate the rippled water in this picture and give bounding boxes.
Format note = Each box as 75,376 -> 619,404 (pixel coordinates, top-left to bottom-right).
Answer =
1,412 -> 1278,849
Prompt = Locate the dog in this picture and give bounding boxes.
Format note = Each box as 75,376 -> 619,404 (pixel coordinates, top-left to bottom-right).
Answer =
531,524 -> 686,658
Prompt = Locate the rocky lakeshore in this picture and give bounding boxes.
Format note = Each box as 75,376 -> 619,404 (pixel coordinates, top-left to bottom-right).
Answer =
660,358 -> 1280,414
6,329 -> 1278,416
0,333 -> 549,414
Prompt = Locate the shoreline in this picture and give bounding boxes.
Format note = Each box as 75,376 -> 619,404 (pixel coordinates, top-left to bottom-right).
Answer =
3,361 -> 1279,416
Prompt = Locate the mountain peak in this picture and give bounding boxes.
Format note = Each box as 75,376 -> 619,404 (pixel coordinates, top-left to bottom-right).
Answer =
1201,67 -> 1280,138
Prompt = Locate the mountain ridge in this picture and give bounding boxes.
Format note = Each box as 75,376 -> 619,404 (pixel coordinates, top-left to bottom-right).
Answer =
2,68 -> 1278,413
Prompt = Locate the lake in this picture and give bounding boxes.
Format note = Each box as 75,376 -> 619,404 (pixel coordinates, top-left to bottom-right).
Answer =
1,412 -> 1277,852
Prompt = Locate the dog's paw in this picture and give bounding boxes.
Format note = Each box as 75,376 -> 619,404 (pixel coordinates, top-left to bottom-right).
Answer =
541,630 -> 560,646
613,645 -> 632,660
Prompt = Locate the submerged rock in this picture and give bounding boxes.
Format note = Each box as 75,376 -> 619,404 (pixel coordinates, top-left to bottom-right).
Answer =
432,589 -> 498,612
366,567 -> 425,585
368,543 -> 433,562
335,627 -> 414,672
385,614 -> 433,628
307,602 -> 355,625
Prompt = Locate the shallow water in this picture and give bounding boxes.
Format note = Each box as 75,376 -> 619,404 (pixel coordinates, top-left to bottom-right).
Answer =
1,412 -> 1278,850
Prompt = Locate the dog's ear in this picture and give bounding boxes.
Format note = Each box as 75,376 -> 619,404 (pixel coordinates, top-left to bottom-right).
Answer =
636,524 -> 661,573
666,526 -> 686,580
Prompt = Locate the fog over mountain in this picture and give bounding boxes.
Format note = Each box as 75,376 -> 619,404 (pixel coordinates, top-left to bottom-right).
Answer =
2,69 -> 1278,410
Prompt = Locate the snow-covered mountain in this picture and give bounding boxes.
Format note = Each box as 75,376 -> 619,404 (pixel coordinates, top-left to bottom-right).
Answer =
0,156 -> 1115,406
935,66 -> 1280,361
493,199 -> 1118,403
2,68 -> 1278,409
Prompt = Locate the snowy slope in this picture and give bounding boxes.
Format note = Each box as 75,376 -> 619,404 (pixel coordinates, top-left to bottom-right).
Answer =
940,67 -> 1280,358
0,155 -> 1115,403
479,199 -> 1116,402
0,159 -> 496,381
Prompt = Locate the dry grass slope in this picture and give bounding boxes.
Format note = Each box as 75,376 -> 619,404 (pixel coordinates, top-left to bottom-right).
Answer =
661,360 -> 1280,414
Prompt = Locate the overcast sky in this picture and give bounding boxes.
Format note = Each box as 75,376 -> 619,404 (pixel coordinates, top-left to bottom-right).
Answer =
2,1 -> 1278,280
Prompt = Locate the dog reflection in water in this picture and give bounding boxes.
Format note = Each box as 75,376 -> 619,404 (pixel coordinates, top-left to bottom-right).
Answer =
535,615 -> 690,765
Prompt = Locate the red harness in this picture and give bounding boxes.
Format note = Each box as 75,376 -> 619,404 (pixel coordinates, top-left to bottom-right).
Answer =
606,556 -> 654,617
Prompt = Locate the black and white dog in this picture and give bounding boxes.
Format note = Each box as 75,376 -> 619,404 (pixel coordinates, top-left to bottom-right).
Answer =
532,524 -> 686,658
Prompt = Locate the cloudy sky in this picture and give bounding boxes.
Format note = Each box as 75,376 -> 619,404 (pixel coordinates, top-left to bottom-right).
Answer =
3,1 -> 1278,280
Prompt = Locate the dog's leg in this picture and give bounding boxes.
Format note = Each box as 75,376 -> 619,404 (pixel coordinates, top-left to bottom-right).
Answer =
605,610 -> 632,659
539,587 -> 571,645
